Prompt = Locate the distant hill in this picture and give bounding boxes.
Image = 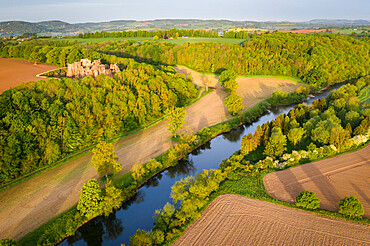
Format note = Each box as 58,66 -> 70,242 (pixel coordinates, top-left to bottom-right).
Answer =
307,19 -> 370,25
0,20 -> 80,36
0,19 -> 369,37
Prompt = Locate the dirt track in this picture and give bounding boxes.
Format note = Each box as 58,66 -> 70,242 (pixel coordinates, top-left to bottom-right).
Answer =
0,66 -> 300,240
175,194 -> 370,246
264,144 -> 370,218
0,58 -> 57,94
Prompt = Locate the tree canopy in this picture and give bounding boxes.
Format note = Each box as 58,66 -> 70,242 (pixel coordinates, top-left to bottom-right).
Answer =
92,141 -> 121,178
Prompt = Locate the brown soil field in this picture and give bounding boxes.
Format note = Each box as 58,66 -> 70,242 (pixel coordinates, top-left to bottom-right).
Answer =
0,68 -> 301,240
175,194 -> 370,246
174,66 -> 220,88
0,58 -> 57,94
264,144 -> 370,218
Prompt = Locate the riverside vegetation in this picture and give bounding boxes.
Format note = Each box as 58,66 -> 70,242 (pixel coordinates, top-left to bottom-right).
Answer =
130,78 -> 369,245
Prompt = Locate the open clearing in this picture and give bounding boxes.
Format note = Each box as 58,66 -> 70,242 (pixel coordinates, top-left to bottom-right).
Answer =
264,144 -> 370,218
0,58 -> 57,93
175,194 -> 370,246
0,68 -> 300,240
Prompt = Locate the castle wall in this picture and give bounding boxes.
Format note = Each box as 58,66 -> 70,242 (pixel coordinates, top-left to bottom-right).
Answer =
66,59 -> 120,78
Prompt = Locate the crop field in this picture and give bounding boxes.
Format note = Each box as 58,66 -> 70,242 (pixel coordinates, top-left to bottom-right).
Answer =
0,58 -> 57,93
175,194 -> 370,246
264,144 -> 370,218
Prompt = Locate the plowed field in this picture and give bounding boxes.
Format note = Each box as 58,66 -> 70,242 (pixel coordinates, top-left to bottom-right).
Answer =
264,144 -> 370,218
0,58 -> 57,94
175,194 -> 370,246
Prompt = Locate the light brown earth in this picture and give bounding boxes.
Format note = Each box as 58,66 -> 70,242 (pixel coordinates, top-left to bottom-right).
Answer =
0,66 -> 301,240
174,194 -> 370,246
264,144 -> 370,218
0,58 -> 57,94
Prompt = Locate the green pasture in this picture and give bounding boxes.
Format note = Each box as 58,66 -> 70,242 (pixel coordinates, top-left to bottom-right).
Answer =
332,27 -> 370,35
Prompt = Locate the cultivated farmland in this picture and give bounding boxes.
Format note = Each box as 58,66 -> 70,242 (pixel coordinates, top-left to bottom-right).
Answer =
0,58 -> 57,93
174,194 -> 370,246
264,144 -> 370,218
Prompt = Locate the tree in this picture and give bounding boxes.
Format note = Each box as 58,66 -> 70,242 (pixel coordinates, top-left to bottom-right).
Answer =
77,179 -> 102,218
223,79 -> 239,93
329,126 -> 350,151
0,239 -> 17,246
287,127 -> 306,146
224,94 -> 244,115
219,70 -> 238,93
338,195 -> 364,218
130,229 -> 152,246
263,127 -> 287,159
29,51 -> 39,64
219,70 -> 237,83
92,141 -> 122,178
295,190 -> 320,210
101,182 -> 123,217
166,107 -> 188,136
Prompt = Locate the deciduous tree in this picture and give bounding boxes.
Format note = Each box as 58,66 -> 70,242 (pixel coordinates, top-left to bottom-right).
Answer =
224,94 -> 244,115
263,127 -> 287,159
92,141 -> 122,178
338,195 -> 364,218
295,190 -> 320,210
166,107 -> 188,136
77,179 -> 102,218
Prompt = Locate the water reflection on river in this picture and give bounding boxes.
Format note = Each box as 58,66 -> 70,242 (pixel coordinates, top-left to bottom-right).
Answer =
61,87 -> 337,246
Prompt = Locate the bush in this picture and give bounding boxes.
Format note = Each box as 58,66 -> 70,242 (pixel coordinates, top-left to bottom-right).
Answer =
295,190 -> 320,210
0,239 -> 17,246
338,195 -> 364,218
130,229 -> 153,246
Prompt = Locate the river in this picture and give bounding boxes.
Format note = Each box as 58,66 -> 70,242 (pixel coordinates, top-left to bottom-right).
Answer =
60,86 -> 338,246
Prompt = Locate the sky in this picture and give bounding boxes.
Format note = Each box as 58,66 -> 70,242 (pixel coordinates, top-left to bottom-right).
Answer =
0,0 -> 369,23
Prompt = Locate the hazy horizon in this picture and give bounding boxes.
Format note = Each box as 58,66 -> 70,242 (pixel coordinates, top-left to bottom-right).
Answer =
1,18 -> 370,25
1,0 -> 369,23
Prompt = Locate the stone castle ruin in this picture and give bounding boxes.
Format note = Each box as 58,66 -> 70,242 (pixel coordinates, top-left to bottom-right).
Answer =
67,58 -> 120,78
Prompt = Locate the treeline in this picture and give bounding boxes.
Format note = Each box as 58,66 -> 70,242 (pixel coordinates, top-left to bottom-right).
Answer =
77,28 -> 219,39
222,30 -> 251,39
0,42 -> 134,68
90,33 -> 370,86
130,77 -> 370,245
0,43 -> 198,185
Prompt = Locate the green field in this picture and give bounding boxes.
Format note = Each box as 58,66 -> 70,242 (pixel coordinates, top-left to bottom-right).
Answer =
144,37 -> 248,45
332,27 -> 370,35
